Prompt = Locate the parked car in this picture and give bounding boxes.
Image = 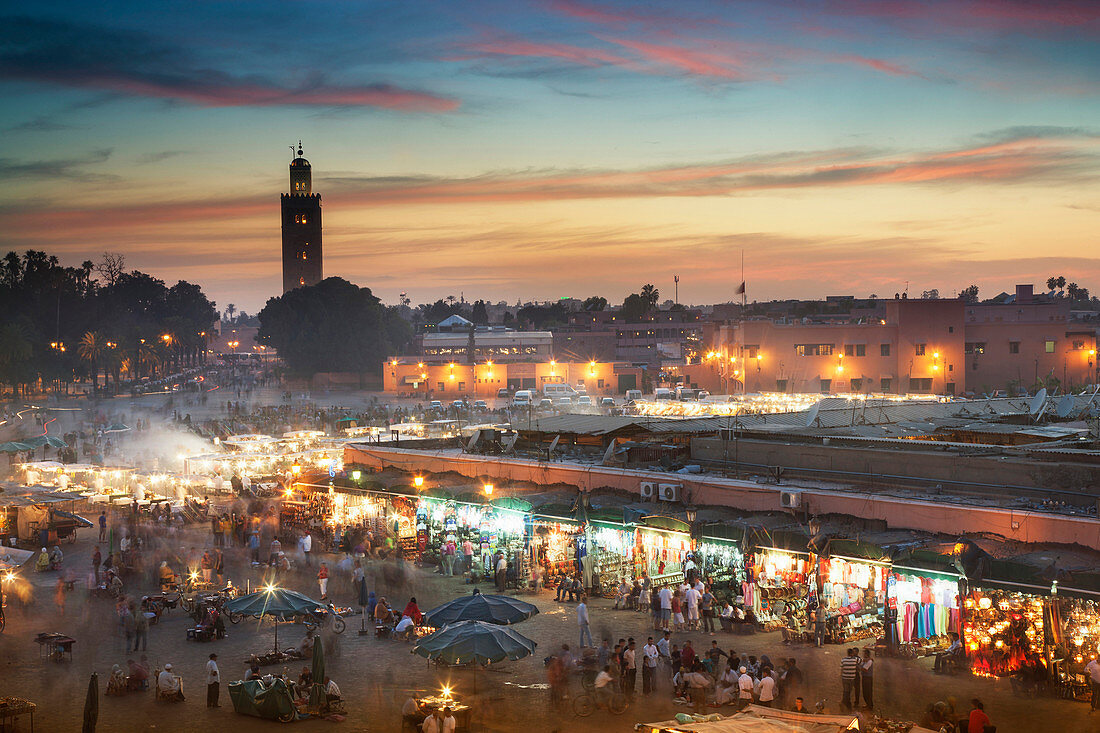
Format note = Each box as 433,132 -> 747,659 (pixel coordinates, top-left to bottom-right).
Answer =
497,388 -> 510,398
451,399 -> 467,410
538,398 -> 554,410
577,395 -> 593,406
429,400 -> 443,411
624,389 -> 642,402
472,400 -> 488,411
600,397 -> 615,407
556,396 -> 572,406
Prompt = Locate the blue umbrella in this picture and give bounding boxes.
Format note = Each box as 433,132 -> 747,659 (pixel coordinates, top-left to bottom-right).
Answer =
412,620 -> 537,666
225,587 -> 326,653
425,592 -> 539,627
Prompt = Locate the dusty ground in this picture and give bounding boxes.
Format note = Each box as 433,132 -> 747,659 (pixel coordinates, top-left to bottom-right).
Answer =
1,525 -> 1097,733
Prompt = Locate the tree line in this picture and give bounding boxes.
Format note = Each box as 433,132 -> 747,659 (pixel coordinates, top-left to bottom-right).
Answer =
0,251 -> 217,395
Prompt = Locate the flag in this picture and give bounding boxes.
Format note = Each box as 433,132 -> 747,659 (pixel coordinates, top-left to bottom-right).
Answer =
735,281 -> 746,295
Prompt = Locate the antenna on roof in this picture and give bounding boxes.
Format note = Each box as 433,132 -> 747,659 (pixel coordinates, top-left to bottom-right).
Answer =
1029,388 -> 1048,419
805,401 -> 821,428
1055,395 -> 1075,419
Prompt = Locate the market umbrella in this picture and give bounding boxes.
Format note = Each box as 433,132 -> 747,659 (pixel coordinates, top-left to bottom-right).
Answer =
0,441 -> 32,453
307,635 -> 326,713
81,671 -> 99,733
425,592 -> 539,627
224,587 -> 326,653
104,424 -> 131,433
43,436 -> 67,448
412,620 -> 537,666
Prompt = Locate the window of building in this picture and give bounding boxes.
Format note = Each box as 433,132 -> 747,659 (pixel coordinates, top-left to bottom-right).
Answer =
795,343 -> 834,356
458,382 -> 465,391
775,379 -> 787,393
597,379 -> 605,388
850,378 -> 863,391
880,343 -> 891,357
856,344 -> 866,357
1009,341 -> 1020,354
844,344 -> 854,357
437,382 -> 445,392
915,343 -> 926,356
1072,340 -> 1085,350
1045,340 -> 1055,353
880,378 -> 892,392
909,377 -> 932,391
945,382 -> 956,395
819,379 -> 831,393
948,364 -> 953,372
744,344 -> 760,358
294,214 -> 308,224
964,343 -> 986,354
948,326 -> 954,333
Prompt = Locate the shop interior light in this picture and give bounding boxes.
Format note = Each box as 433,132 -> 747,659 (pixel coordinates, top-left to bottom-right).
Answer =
291,463 -> 301,475
351,470 -> 361,481
483,483 -> 494,497
414,476 -> 425,488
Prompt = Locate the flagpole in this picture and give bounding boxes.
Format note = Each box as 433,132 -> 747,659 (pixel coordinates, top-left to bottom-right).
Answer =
740,250 -> 745,309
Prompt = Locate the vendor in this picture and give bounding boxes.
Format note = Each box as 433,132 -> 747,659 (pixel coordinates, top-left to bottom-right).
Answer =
158,663 -> 184,701
49,546 -> 64,568
158,561 -> 175,587
298,629 -> 316,657
395,615 -> 417,641
374,598 -> 395,626
35,547 -> 50,572
403,597 -> 423,625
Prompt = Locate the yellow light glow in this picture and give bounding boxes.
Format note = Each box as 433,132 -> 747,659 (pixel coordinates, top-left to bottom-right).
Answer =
933,351 -> 940,359
836,365 -> 844,374
414,476 -> 424,488
932,364 -> 939,371
291,463 -> 301,475
483,483 -> 494,497
756,354 -> 763,361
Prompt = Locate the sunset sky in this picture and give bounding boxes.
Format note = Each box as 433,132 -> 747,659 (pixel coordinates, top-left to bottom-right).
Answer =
1,0 -> 1098,314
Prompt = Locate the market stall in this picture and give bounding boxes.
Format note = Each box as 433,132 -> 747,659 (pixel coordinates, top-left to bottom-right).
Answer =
885,567 -> 961,656
962,587 -> 1045,677
635,520 -> 692,587
818,556 -> 886,644
743,549 -> 813,632
697,534 -> 744,600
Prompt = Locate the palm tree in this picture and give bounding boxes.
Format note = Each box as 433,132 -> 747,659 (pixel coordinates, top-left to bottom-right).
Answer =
641,283 -> 660,310
78,331 -> 105,392
225,304 -> 237,322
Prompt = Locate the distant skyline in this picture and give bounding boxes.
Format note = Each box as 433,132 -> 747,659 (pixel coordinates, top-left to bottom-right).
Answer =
1,0 -> 1098,313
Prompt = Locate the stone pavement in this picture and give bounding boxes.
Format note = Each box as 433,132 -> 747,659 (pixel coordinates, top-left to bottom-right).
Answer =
1,528 -> 1096,732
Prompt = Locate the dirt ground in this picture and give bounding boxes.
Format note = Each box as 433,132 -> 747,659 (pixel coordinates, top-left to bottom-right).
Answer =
1,526 -> 1097,733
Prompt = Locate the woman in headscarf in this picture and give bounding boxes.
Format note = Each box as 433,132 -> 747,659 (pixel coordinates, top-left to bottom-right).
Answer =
35,548 -> 50,572
402,597 -> 423,625
106,664 -> 128,695
49,546 -> 64,568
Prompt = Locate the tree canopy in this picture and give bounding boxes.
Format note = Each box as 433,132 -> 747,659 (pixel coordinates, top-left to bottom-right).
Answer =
257,277 -> 411,378
0,250 -> 216,393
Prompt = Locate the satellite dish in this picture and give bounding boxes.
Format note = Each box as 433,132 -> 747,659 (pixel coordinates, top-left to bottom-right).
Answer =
1029,388 -> 1048,416
1055,395 -> 1075,419
805,401 -> 821,428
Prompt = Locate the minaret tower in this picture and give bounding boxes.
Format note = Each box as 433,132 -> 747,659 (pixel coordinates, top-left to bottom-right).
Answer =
281,141 -> 323,293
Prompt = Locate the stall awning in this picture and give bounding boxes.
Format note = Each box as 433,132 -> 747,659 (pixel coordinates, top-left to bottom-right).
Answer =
640,515 -> 690,534
51,509 -> 93,527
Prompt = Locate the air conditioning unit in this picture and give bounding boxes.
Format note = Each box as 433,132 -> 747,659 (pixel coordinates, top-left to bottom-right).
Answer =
640,481 -> 656,501
780,490 -> 802,509
658,483 -> 681,503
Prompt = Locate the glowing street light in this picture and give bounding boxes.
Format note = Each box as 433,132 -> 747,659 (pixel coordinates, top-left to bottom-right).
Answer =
483,483 -> 494,497
414,476 -> 424,489
351,470 -> 361,481
291,463 -> 301,475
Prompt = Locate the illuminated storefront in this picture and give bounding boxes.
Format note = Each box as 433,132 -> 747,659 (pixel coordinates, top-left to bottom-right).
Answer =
744,549 -> 814,630
818,556 -> 887,644
962,588 -> 1045,677
886,568 -> 961,645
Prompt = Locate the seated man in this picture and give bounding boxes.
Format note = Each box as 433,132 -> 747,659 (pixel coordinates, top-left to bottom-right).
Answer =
613,579 -> 630,609
158,561 -> 176,590
294,666 -> 313,698
375,598 -> 395,626
298,629 -> 316,657
127,658 -> 150,690
157,663 -> 185,701
934,632 -> 963,672
323,675 -> 341,702
394,614 -> 417,641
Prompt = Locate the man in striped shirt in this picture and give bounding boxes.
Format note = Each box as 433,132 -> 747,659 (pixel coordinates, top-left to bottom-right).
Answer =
840,648 -> 861,710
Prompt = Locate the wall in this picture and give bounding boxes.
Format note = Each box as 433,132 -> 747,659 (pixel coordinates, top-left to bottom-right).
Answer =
343,445 -> 1100,549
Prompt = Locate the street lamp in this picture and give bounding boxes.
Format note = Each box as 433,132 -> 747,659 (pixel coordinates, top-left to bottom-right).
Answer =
414,475 -> 424,489
483,483 -> 494,498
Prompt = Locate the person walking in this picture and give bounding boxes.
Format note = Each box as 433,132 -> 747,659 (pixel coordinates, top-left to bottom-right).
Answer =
737,666 -> 755,710
301,531 -> 312,567
461,538 -> 474,575
317,563 -> 329,600
1087,656 -> 1100,713
756,666 -> 776,707
659,585 -> 672,632
442,539 -> 455,577
214,549 -> 224,585
92,545 -> 102,585
99,511 -> 107,543
206,653 -> 221,707
133,604 -> 149,651
840,648 -> 860,710
860,648 -> 874,710
642,637 -> 659,695
577,595 -> 593,648
700,584 -> 716,635
623,639 -> 638,699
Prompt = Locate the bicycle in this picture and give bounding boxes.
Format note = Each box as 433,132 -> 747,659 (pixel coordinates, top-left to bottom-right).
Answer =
573,689 -> 628,717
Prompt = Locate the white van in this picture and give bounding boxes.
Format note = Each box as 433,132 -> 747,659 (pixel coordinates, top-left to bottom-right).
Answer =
512,390 -> 534,407
624,389 -> 642,402
654,388 -> 674,401
543,383 -> 577,398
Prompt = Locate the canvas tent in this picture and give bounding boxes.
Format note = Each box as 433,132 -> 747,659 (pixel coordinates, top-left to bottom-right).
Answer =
639,706 -> 860,733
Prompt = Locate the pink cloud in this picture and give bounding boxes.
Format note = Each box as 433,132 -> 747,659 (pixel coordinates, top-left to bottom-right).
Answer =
827,0 -> 1100,32
458,37 -> 634,67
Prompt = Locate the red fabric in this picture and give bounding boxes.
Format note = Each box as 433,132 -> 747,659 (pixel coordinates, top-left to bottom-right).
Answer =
969,709 -> 991,731
403,601 -> 423,624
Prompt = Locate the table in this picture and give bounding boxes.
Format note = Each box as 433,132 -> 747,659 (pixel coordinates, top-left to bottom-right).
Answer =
0,697 -> 36,732
34,633 -> 75,663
